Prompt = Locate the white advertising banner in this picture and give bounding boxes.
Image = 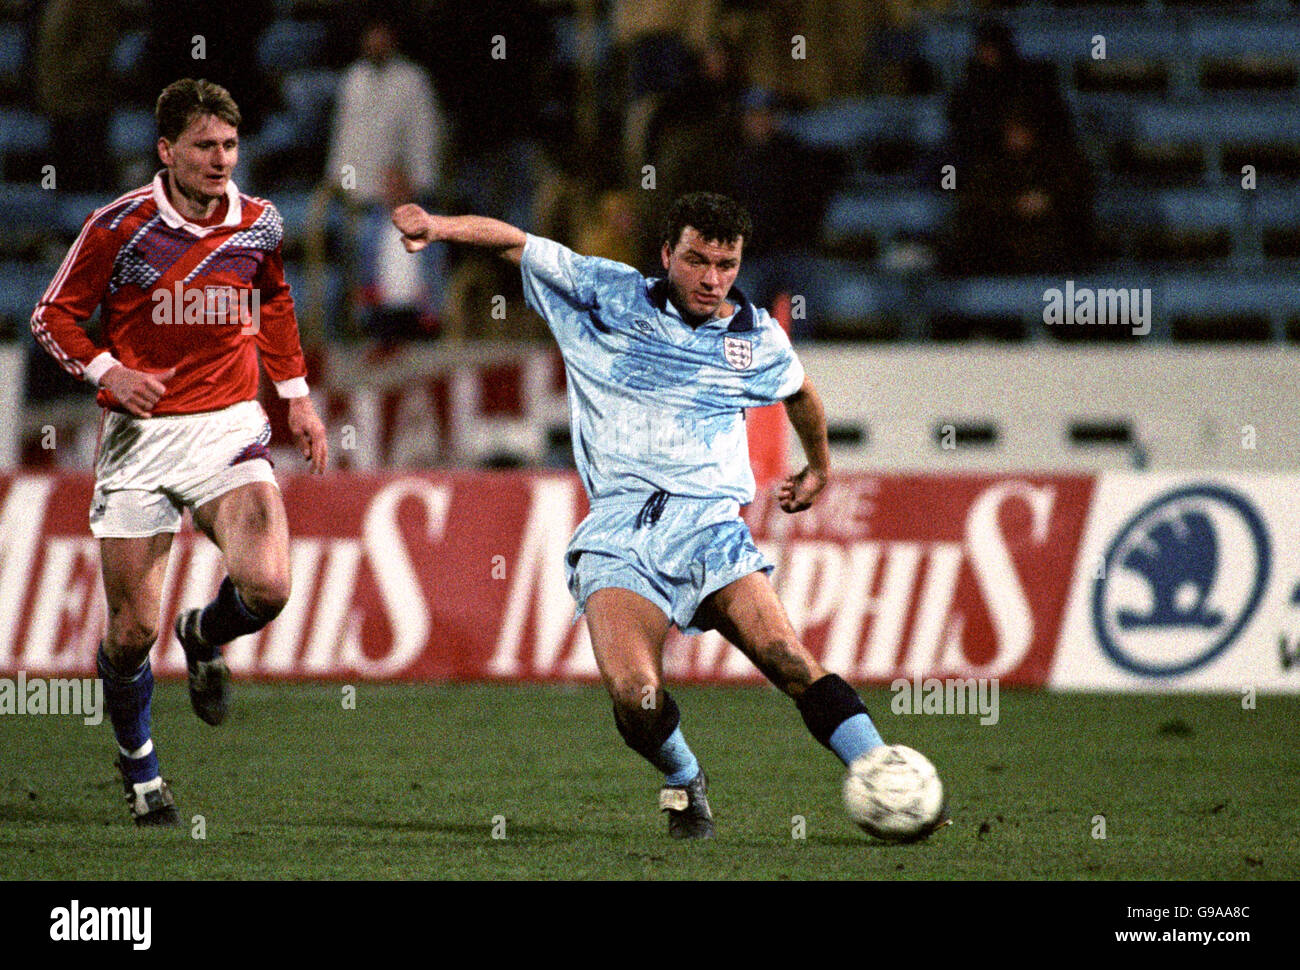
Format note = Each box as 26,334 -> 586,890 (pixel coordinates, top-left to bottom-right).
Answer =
1054,473 -> 1300,693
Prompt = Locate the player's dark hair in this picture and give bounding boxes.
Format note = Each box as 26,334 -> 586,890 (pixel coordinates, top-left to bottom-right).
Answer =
662,192 -> 753,252
155,78 -> 241,142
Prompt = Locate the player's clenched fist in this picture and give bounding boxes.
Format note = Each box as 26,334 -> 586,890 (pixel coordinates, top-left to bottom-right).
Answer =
392,203 -> 439,252
776,465 -> 827,514
101,364 -> 177,418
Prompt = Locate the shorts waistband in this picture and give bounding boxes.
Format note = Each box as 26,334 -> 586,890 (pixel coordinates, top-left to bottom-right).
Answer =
589,492 -> 741,514
104,399 -> 261,422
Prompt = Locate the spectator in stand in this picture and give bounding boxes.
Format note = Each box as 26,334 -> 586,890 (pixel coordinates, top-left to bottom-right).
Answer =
659,85 -> 841,316
36,0 -> 119,193
612,0 -> 718,181
325,14 -> 447,341
945,17 -> 1074,176
943,106 -> 1096,276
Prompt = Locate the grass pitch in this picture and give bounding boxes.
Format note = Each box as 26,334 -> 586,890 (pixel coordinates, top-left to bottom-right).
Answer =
1,684 -> 1296,880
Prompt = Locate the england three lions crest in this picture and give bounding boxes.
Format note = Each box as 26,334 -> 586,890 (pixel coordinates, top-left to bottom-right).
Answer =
723,335 -> 752,370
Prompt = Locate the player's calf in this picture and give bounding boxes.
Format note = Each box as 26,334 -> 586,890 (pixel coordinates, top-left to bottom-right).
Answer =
611,689 -> 714,839
175,575 -> 282,726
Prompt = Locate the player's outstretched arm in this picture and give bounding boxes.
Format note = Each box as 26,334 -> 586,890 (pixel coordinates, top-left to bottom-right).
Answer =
392,204 -> 527,266
778,375 -> 831,513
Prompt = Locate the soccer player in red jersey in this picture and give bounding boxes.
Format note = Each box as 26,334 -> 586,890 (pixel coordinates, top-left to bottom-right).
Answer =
31,78 -> 328,825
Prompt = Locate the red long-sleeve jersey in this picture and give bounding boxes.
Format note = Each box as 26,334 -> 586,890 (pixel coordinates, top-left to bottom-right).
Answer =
31,173 -> 309,415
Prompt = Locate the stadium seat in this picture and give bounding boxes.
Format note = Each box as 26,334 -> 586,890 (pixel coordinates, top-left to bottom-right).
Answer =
0,109 -> 49,155
783,98 -> 902,149
110,30 -> 147,81
257,19 -> 330,73
55,193 -> 117,238
281,69 -> 337,127
109,109 -> 156,161
0,184 -> 56,233
0,262 -> 57,324
1160,273 -> 1299,341
821,190 -> 947,253
552,15 -> 613,68
802,262 -> 909,338
0,23 -> 26,81
1132,100 -> 1300,145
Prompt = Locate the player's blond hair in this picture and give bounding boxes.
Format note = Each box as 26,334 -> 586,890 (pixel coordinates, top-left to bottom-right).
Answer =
155,78 -> 241,142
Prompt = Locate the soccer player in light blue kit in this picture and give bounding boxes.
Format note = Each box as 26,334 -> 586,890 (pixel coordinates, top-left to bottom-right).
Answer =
394,192 -> 945,840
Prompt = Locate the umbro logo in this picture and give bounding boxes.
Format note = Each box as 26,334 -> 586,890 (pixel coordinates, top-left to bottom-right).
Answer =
633,318 -> 655,335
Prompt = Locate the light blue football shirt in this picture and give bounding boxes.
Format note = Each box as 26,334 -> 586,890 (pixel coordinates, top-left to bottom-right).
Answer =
520,233 -> 805,505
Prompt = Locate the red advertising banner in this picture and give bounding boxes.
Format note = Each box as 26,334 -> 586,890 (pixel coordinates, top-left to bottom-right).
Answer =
0,471 -> 1093,684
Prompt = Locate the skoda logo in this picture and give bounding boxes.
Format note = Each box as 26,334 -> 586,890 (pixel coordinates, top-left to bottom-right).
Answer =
1092,485 -> 1270,677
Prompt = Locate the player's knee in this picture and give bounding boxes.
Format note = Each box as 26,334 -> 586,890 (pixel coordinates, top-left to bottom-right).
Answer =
236,569 -> 290,620
612,686 -> 679,759
106,608 -> 158,659
607,674 -> 661,717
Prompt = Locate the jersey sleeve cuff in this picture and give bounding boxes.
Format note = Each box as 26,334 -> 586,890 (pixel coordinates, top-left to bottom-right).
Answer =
778,357 -> 806,400
274,376 -> 310,399
84,352 -> 121,387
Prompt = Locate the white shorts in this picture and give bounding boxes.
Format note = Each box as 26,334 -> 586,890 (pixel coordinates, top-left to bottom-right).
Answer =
90,400 -> 278,539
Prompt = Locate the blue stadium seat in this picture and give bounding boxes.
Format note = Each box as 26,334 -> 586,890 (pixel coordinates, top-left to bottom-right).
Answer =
931,276 -> 1060,321
56,193 -> 117,238
255,112 -> 307,156
0,262 -> 58,322
822,190 -> 947,243
257,19 -> 329,73
552,15 -> 612,67
1184,19 -> 1300,58
109,109 -> 156,160
0,185 -> 55,234
802,261 -> 907,323
1247,190 -> 1300,226
0,110 -> 50,156
282,69 -> 337,126
111,30 -> 147,80
784,97 -> 945,150
1133,101 -> 1300,144
1159,273 -> 1300,337
0,23 -> 26,80
1150,188 -> 1242,229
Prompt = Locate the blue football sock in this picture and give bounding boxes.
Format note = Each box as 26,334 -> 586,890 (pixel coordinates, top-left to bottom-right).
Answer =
97,645 -> 160,784
197,577 -> 267,649
829,713 -> 885,766
650,726 -> 701,786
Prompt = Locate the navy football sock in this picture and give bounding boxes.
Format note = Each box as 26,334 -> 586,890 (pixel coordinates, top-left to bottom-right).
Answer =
796,674 -> 884,766
197,577 -> 271,648
614,692 -> 701,784
97,644 -> 161,784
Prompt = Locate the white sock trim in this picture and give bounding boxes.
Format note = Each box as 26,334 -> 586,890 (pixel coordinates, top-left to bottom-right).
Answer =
120,739 -> 154,760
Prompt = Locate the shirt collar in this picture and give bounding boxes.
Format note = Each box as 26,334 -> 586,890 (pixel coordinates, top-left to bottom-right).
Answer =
152,170 -> 242,235
648,277 -> 755,332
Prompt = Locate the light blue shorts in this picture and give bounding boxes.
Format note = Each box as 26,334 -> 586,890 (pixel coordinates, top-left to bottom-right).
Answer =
565,492 -> 773,634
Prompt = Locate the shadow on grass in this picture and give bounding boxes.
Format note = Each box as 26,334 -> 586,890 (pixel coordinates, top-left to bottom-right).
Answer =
294,816 -> 620,842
